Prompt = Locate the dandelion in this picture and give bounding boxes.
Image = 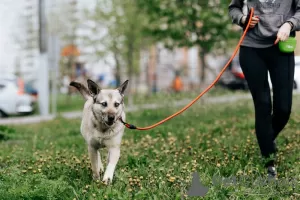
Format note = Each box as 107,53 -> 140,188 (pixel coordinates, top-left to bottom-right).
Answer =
168,177 -> 176,182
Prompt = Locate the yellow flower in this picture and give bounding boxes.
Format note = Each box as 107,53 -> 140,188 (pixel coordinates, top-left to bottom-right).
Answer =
168,177 -> 176,182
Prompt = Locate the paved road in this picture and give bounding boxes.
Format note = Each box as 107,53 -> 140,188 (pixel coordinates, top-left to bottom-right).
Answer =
0,93 -> 253,125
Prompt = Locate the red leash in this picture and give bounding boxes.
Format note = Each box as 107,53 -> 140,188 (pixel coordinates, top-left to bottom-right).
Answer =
120,8 -> 255,131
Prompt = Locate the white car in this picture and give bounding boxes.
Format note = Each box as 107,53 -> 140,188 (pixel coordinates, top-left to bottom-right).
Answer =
269,56 -> 300,91
0,79 -> 34,117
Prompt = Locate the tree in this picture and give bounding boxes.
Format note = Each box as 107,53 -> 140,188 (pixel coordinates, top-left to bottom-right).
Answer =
79,0 -> 152,93
136,0 -> 240,83
47,1 -> 81,100
48,1 -> 81,76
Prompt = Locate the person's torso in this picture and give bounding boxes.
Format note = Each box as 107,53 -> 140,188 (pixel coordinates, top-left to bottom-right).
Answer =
174,77 -> 183,90
243,0 -> 296,48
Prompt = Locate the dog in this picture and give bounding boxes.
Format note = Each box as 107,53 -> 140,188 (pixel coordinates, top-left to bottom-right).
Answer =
69,79 -> 128,184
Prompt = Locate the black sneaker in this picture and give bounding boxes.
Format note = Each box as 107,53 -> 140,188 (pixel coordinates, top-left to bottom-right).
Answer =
267,166 -> 277,179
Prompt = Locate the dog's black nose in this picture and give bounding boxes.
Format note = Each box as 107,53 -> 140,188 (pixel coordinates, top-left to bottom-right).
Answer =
108,115 -> 115,121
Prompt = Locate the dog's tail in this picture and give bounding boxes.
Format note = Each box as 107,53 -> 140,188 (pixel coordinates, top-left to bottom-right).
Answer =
69,81 -> 90,100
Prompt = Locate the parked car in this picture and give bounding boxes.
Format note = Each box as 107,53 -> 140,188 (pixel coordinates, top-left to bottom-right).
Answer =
220,54 -> 300,92
268,56 -> 300,91
218,56 -> 248,90
0,78 -> 35,118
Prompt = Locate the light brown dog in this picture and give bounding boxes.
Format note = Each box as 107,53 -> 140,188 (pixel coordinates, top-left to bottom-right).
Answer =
70,79 -> 128,184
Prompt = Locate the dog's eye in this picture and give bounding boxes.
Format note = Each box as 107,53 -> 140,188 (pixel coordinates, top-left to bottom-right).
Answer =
101,102 -> 107,107
114,102 -> 120,107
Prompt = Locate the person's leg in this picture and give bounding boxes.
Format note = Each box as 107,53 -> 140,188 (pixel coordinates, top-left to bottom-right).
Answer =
266,46 -> 295,140
239,46 -> 276,160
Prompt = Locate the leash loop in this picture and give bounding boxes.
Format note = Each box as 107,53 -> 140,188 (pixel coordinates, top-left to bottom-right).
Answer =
121,8 -> 255,131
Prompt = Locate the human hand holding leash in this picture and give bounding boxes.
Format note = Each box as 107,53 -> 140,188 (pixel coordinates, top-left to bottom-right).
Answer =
274,22 -> 293,45
241,15 -> 259,29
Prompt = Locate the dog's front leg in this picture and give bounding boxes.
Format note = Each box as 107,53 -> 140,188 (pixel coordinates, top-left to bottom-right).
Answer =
88,146 -> 100,180
97,150 -> 104,174
102,147 -> 120,184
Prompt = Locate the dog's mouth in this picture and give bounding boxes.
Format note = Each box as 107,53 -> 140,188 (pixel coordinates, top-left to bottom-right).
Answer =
106,120 -> 114,126
100,114 -> 120,127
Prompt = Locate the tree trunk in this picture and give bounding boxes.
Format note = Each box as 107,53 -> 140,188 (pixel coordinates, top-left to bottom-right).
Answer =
112,40 -> 121,87
113,52 -> 121,87
127,40 -> 134,107
198,47 -> 206,84
66,55 -> 75,103
148,45 -> 157,94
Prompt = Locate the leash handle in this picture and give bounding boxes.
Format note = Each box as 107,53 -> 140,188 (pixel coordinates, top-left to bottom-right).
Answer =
121,8 -> 255,131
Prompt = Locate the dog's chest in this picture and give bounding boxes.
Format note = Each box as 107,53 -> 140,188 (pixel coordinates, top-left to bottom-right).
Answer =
90,136 -> 106,149
88,128 -> 121,149
81,118 -> 124,149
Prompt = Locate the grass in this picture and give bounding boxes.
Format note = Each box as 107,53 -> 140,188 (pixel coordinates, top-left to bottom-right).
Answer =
0,94 -> 299,200
56,85 -> 245,113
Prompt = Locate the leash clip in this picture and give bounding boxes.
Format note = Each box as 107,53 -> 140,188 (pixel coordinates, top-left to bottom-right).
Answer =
119,117 -> 137,129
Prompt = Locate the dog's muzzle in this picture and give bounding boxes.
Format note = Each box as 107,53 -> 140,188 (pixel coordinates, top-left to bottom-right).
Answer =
107,114 -> 115,126
102,114 -> 121,127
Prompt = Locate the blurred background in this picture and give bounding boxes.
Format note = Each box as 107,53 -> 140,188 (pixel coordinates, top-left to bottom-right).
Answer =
0,0 -> 300,119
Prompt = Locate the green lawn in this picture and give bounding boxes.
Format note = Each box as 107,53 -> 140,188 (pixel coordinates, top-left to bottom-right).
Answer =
55,86 -> 245,113
0,94 -> 299,200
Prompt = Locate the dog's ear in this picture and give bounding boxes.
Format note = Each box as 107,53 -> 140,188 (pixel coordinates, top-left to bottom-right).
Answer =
87,79 -> 101,96
117,80 -> 129,95
69,81 -> 90,100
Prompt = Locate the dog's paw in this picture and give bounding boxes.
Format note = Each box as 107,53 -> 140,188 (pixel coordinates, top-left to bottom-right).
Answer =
102,163 -> 115,184
92,174 -> 100,181
102,173 -> 113,185
99,164 -> 104,173
102,178 -> 111,185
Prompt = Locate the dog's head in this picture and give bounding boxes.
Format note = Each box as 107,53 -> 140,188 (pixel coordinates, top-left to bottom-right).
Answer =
70,79 -> 129,126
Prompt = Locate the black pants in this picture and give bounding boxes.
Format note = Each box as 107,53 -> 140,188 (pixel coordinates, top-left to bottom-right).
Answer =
239,45 -> 295,160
